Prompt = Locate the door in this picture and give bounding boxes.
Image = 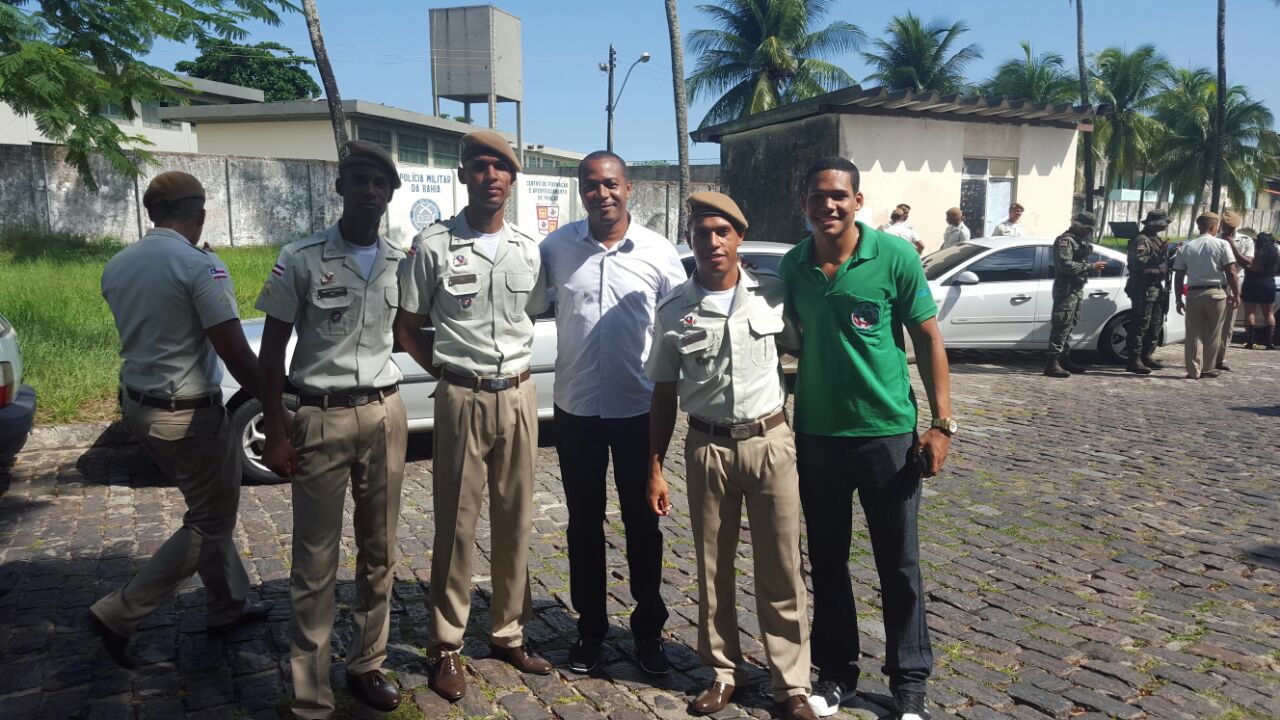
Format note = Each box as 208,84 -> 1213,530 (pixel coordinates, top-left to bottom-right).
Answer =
1073,251 -> 1125,345
938,246 -> 1041,346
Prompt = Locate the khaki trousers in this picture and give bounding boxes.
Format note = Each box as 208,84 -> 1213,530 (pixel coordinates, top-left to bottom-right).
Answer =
289,392 -> 407,720
685,422 -> 811,702
1184,288 -> 1227,378
428,377 -> 537,653
1217,303 -> 1236,365
92,398 -> 249,636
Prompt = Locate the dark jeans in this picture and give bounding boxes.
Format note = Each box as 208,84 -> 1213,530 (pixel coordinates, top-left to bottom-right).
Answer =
796,432 -> 932,694
554,406 -> 669,640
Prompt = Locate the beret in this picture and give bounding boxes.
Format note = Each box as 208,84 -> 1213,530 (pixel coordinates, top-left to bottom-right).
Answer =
1197,210 -> 1219,222
1143,208 -> 1170,224
687,191 -> 748,232
1219,209 -> 1241,228
1071,211 -> 1095,225
1010,202 -> 1025,211
339,140 -> 401,189
143,171 -> 205,209
461,130 -> 522,174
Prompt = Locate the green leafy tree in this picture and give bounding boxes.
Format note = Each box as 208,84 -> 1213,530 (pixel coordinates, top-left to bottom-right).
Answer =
981,41 -> 1076,104
1090,45 -> 1170,230
686,0 -> 863,128
0,0 -> 296,189
175,38 -> 319,102
861,12 -> 981,94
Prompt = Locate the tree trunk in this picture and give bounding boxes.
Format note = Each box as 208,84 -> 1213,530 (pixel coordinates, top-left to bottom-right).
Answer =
1210,0 -> 1226,212
303,0 -> 348,154
664,0 -> 690,240
1137,166 -> 1147,221
1075,0 -> 1095,216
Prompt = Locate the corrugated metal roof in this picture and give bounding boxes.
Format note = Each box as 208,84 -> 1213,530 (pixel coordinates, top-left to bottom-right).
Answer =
690,85 -> 1096,143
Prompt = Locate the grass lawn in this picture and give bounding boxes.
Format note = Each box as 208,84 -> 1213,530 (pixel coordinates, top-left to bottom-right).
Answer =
1,226 -> 277,425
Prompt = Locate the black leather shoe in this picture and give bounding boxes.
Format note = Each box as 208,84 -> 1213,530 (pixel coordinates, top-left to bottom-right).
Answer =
489,644 -> 553,675
636,638 -> 671,676
347,669 -> 401,712
207,600 -> 274,634
690,682 -> 735,714
89,611 -> 135,669
568,636 -> 603,674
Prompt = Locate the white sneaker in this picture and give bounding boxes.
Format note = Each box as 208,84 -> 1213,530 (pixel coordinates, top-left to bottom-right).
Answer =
807,679 -> 856,717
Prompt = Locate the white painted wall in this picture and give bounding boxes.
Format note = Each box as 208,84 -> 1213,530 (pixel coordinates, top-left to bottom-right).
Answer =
0,103 -> 199,153
192,120 -> 342,161
1013,124 -> 1077,238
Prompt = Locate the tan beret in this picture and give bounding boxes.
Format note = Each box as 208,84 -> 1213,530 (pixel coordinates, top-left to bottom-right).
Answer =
461,130 -> 522,174
1197,210 -> 1219,222
143,171 -> 205,209
1219,209 -> 1241,228
687,191 -> 748,232
339,140 -> 401,189
1010,202 -> 1025,211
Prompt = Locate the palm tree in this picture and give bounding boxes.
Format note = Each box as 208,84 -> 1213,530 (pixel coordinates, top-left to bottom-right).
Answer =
1069,0 -> 1095,214
981,42 -> 1076,104
1210,0 -> 1226,211
1090,45 -> 1170,233
861,12 -> 981,94
665,0 -> 691,236
302,0 -> 347,153
686,0 -> 864,128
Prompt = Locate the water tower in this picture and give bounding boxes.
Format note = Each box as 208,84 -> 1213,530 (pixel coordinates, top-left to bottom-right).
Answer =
429,5 -> 524,164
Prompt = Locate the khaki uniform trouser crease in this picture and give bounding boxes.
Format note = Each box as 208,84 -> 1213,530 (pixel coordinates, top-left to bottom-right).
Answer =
1184,288 -> 1227,378
289,392 -> 407,720
91,397 -> 250,636
428,376 -> 537,653
685,422 -> 811,702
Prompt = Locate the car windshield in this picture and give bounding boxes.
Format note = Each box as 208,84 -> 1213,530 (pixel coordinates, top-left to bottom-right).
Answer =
923,244 -> 987,280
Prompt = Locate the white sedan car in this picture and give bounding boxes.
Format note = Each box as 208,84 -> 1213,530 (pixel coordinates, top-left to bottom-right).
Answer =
922,237 -> 1186,359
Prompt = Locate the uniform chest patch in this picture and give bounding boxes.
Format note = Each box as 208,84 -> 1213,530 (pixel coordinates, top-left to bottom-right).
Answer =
321,271 -> 336,284
681,313 -> 697,327
850,302 -> 881,330
317,287 -> 348,299
679,329 -> 708,346
453,254 -> 468,267
330,310 -> 343,323
460,297 -> 473,309
447,273 -> 478,286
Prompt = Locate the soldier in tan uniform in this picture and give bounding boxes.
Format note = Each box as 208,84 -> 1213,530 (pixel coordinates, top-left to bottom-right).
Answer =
645,193 -> 817,720
256,141 -> 408,718
394,131 -> 552,701
94,171 -> 271,668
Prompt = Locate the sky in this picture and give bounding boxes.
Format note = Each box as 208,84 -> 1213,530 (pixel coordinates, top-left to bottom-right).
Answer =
143,0 -> 1280,163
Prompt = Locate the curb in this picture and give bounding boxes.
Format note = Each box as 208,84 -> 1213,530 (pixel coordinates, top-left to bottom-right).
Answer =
23,420 -> 137,453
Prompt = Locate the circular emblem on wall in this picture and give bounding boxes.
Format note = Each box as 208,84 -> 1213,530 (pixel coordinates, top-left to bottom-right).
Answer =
410,198 -> 442,230
849,301 -> 881,330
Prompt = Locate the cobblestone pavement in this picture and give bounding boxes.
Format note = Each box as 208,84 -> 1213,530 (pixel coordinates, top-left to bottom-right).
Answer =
1,346 -> 1278,720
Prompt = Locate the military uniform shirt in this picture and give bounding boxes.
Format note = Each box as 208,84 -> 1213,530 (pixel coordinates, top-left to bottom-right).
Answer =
398,211 -> 548,376
1173,234 -> 1234,287
1126,232 -> 1169,289
1052,232 -> 1095,283
102,227 -> 239,398
255,223 -> 404,393
645,270 -> 798,424
991,221 -> 1025,237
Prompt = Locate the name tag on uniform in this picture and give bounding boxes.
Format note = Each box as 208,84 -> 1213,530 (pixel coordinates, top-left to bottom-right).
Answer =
317,287 -> 348,299
679,329 -> 708,346
447,273 -> 478,286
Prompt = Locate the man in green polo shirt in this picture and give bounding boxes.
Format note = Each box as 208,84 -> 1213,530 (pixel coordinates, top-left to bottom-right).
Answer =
778,157 -> 954,720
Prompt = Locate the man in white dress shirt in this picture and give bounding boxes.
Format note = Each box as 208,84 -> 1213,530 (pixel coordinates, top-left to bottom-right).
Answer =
941,208 -> 970,249
881,209 -> 924,254
991,203 -> 1026,237
539,151 -> 687,675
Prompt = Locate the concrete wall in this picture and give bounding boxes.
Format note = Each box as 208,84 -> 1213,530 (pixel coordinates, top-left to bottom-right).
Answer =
1012,125 -> 1077,239
0,143 -> 720,247
194,120 -> 342,161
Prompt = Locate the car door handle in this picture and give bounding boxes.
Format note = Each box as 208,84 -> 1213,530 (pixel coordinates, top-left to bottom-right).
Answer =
1011,294 -> 1032,303
1088,291 -> 1110,298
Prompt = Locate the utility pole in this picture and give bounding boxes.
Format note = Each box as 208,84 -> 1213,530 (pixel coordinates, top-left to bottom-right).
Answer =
605,44 -> 617,152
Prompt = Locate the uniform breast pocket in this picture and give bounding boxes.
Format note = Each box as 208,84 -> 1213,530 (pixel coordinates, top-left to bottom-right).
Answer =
381,286 -> 398,332
309,289 -> 356,336
503,272 -> 537,322
441,273 -> 483,319
676,331 -> 719,380
747,313 -> 784,368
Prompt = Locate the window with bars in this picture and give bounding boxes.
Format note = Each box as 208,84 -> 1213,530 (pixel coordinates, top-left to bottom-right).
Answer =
398,132 -> 429,165
431,138 -> 460,168
357,125 -> 393,154
141,101 -> 178,130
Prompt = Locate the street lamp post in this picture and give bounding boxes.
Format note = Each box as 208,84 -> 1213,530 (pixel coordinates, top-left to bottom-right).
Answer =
600,44 -> 650,152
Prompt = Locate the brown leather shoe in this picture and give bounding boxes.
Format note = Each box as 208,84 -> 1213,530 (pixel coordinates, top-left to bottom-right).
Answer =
690,682 -> 735,715
347,669 -> 401,712
489,644 -> 553,675
429,650 -> 466,701
780,695 -> 820,720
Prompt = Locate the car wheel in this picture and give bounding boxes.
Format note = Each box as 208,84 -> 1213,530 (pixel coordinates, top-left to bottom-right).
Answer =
229,398 -> 286,484
1098,313 -> 1129,364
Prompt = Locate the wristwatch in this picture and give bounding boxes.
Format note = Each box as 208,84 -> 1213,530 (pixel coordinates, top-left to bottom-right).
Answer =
930,417 -> 958,436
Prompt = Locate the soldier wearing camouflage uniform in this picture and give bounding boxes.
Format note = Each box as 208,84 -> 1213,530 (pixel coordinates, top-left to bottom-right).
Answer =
1123,209 -> 1172,374
1045,212 -> 1107,378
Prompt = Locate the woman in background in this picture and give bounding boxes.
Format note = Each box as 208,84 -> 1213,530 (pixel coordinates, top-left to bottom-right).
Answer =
1241,232 -> 1278,349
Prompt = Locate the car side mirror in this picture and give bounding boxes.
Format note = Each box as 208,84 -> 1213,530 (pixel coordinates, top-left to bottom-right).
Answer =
952,271 -> 980,286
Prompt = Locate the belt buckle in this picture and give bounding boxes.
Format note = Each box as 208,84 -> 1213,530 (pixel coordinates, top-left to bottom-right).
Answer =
348,392 -> 370,407
489,376 -> 511,391
729,424 -> 754,441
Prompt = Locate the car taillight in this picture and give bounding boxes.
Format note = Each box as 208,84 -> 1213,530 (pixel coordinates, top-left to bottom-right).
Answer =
0,362 -> 13,408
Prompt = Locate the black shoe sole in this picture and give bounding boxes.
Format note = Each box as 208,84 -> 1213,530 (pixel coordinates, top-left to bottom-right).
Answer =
89,612 -> 136,670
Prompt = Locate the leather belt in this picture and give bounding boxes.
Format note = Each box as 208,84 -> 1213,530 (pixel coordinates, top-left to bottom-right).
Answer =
295,384 -> 398,409
125,387 -> 222,411
1187,284 -> 1224,290
443,368 -> 531,392
689,410 -> 787,441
